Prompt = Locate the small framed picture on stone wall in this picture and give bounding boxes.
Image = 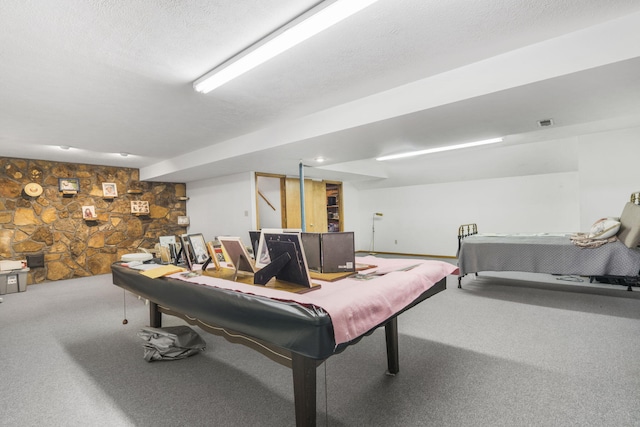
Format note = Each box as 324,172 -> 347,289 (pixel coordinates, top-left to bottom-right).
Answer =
58,178 -> 80,193
82,205 -> 96,220
130,200 -> 150,214
102,182 -> 118,197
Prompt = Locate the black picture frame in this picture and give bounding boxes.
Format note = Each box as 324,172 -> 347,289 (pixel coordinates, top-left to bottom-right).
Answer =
259,232 -> 313,288
188,233 -> 209,264
58,178 -> 80,192
178,234 -> 194,271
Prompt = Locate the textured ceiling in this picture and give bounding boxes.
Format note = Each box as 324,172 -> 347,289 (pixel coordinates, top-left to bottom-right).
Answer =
2,0 -> 640,188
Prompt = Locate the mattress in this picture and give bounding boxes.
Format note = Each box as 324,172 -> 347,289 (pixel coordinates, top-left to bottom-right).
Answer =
458,234 -> 640,277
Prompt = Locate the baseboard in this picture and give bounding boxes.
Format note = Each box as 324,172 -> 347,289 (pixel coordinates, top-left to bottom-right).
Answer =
355,250 -> 456,259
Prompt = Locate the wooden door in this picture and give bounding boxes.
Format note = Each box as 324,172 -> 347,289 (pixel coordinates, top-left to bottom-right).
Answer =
284,179 -> 328,232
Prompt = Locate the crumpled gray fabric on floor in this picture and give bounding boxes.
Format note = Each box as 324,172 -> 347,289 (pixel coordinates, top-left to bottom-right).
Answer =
137,325 -> 206,362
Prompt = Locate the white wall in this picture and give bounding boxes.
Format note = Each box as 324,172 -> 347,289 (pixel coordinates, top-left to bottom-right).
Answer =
578,127 -> 640,228
184,126 -> 640,256
354,125 -> 640,256
341,181 -> 360,234
355,172 -> 580,256
186,172 -> 256,242
256,175 -> 282,229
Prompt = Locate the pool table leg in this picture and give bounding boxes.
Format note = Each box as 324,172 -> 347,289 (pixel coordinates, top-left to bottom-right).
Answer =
385,317 -> 399,375
149,301 -> 162,328
291,352 -> 317,427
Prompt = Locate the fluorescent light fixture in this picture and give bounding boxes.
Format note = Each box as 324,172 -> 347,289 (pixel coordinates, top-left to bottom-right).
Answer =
376,137 -> 504,161
193,0 -> 378,94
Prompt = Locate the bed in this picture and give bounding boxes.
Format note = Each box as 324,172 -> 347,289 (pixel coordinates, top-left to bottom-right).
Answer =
457,202 -> 640,291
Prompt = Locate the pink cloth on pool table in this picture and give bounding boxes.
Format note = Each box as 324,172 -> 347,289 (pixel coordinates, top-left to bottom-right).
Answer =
171,256 -> 458,345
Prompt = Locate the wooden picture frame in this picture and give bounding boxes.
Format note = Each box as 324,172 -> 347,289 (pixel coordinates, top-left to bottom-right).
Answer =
205,241 -> 221,270
218,236 -> 258,274
102,182 -> 118,197
58,178 -> 79,193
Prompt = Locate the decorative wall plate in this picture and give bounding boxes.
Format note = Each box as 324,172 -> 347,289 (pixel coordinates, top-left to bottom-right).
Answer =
24,182 -> 43,197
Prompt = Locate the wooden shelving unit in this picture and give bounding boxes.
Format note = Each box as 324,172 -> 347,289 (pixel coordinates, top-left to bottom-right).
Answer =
326,182 -> 342,232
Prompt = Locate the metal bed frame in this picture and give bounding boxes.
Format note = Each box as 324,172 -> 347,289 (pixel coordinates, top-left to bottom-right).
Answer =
456,223 -> 639,291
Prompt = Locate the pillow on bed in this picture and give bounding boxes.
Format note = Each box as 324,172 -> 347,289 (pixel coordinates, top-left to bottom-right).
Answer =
617,202 -> 640,248
589,218 -> 621,239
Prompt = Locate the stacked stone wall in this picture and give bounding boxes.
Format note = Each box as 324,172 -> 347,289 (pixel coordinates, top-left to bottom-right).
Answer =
0,157 -> 187,284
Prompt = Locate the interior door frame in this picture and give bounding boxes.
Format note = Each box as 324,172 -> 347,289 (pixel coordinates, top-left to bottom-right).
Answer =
255,172 -> 343,232
255,172 -> 287,230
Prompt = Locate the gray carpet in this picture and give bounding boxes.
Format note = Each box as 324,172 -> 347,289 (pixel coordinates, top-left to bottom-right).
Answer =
1,271 -> 639,426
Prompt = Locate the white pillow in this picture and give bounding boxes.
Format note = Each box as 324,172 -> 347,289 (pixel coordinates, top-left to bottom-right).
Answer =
588,218 -> 621,239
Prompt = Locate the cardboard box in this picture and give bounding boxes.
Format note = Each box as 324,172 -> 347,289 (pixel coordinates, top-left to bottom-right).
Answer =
301,232 -> 355,273
0,268 -> 29,295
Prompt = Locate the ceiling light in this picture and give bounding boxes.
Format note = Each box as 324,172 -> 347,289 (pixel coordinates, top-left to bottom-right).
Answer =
119,152 -> 129,157
376,137 -> 504,161
59,145 -> 70,150
193,0 -> 378,94
315,157 -> 325,163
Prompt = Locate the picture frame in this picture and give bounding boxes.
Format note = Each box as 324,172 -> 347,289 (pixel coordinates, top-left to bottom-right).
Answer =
177,215 -> 190,225
82,205 -> 96,220
179,234 -> 194,270
218,236 -> 259,274
130,200 -> 150,214
205,241 -> 221,270
187,233 -> 209,264
261,232 -> 313,288
159,235 -> 177,248
158,235 -> 177,263
102,182 -> 118,197
255,228 -> 302,268
58,178 -> 80,193
207,241 -> 225,263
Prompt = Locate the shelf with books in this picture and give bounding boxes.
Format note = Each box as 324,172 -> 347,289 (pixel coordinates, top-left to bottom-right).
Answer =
325,182 -> 342,232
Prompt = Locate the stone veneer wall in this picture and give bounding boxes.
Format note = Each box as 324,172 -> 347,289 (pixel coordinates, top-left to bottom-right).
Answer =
0,157 -> 188,285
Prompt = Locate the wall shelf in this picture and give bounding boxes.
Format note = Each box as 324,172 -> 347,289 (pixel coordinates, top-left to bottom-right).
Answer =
326,183 -> 342,232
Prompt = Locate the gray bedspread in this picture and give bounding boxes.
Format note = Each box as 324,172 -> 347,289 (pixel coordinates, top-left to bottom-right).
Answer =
458,234 -> 640,277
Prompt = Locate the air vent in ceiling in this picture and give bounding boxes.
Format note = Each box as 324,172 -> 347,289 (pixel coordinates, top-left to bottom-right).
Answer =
537,118 -> 554,127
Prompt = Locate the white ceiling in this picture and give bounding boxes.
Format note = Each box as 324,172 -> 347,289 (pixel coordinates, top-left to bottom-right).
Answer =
2,0 -> 640,189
